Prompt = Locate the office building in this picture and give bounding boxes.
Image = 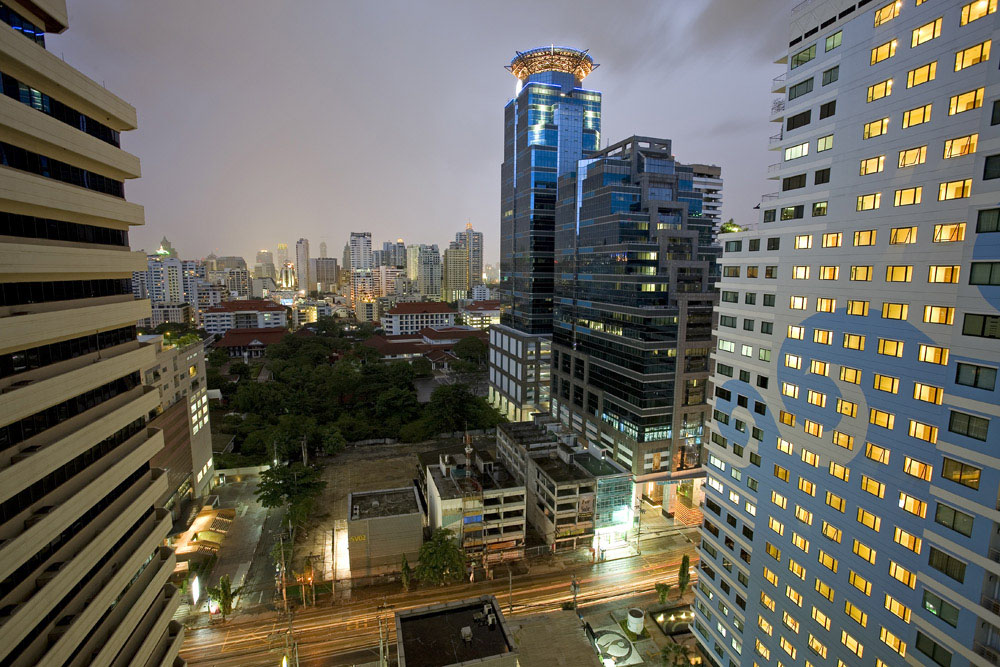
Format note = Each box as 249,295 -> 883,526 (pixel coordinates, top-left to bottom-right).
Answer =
416,243 -> 442,300
140,302 -> 193,329
456,222 -> 484,290
691,164 -> 724,242
195,282 -> 227,321
551,137 -> 718,514
490,46 -> 600,421
254,249 -> 276,281
201,299 -> 288,336
0,2 -> 183,664
223,267 -> 250,299
694,3 -> 1000,666
443,241 -> 469,302
215,255 -> 246,271
383,239 -> 406,268
374,264 -> 400,298
311,257 -> 338,292
349,231 -> 374,307
295,237 -> 310,292
133,252 -> 183,303
460,300 -> 501,330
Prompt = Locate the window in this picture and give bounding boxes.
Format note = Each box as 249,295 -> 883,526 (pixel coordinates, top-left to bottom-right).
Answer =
850,265 -> 873,281
935,503 -> 974,538
816,134 -> 833,152
787,110 -> 811,130
822,66 -> 839,86
865,442 -> 889,464
792,265 -> 809,280
822,232 -> 841,247
795,506 -> 813,525
885,265 -> 912,281
907,61 -> 937,87
949,410 -> 989,440
881,628 -> 906,656
873,1 -> 899,25
911,18 -> 942,47
763,209 -> 776,223
881,302 -> 907,319
857,508 -> 880,532
913,382 -> 944,404
839,367 -> 861,385
791,44 -> 816,69
955,40 -> 991,70
812,201 -> 827,216
794,234 -> 812,249
861,475 -> 886,498
844,599 -> 867,626
871,40 -> 897,64
939,179 -> 972,200
815,580 -> 834,604
829,462 -> 849,481
904,456 -> 933,481
779,411 -> 795,427
837,398 -> 858,417
787,326 -> 804,341
826,491 -> 846,512
962,0 -> 996,25
817,298 -> 835,312
783,174 -> 807,191
923,590 -> 960,627
869,408 -> 894,429
928,265 -> 960,282
898,145 -> 926,167
923,305 -> 955,325
789,78 -> 814,100
893,187 -> 921,206
863,117 -> 889,139
889,561 -> 916,588
902,103 -> 932,128
814,168 -> 830,184
899,492 -> 927,518
848,571 -> 872,597
860,155 -> 885,175
832,431 -> 854,450
933,222 -> 965,242
808,634 -> 828,658
955,362 -> 996,390
811,360 -> 830,376
789,295 -> 807,310
785,353 -> 802,369
979,208 -> 1000,232
819,266 -> 839,280
928,547 -> 966,583
885,594 -> 911,623
941,456 -> 980,489
873,373 -> 899,393
818,550 -> 838,572
964,313 -> 1000,338
784,141 -> 809,161
889,226 -> 917,244
819,100 -> 836,118
866,78 -> 893,102
803,421 -> 823,439
943,133 -> 977,158
878,338 -> 904,357
856,194 -> 881,211
950,88 -> 984,115
826,30 -> 842,51
985,154 -> 1000,179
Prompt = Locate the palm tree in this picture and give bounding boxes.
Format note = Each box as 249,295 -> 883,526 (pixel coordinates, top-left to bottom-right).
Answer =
661,642 -> 693,666
207,574 -> 244,621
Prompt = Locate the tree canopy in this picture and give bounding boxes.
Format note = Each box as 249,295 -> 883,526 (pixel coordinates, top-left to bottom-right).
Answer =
415,528 -> 466,585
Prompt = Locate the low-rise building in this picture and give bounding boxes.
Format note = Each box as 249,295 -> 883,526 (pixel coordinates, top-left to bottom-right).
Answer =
460,300 -> 500,330
346,487 -> 423,581
395,596 -> 517,667
382,301 -> 456,335
201,299 -> 288,336
292,299 -> 334,327
215,327 -> 288,358
355,299 -> 377,322
363,326 -> 487,362
139,302 -> 193,329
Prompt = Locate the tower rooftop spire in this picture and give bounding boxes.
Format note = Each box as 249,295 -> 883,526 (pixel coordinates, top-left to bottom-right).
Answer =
506,46 -> 597,82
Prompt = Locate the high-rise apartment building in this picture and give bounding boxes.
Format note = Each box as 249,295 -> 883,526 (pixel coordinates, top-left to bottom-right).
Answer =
382,239 -> 406,268
255,248 -> 276,281
490,46 -> 601,421
691,164 -> 724,242
319,240 -> 327,258
133,252 -> 183,303
455,223 -> 484,290
551,137 -> 718,511
406,244 -> 421,281
312,257 -> 338,292
416,243 -> 442,301
695,3 -> 1000,666
0,2 -> 183,664
442,241 -> 469,302
295,237 -> 310,292
215,255 -> 246,271
349,231 -> 374,308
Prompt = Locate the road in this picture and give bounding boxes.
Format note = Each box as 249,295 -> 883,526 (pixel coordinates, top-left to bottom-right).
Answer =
180,542 -> 698,666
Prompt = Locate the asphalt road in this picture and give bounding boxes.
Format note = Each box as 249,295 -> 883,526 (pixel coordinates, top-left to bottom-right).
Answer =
180,543 -> 698,666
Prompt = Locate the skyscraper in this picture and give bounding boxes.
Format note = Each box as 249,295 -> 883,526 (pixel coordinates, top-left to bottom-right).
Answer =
695,3 -> 1000,666
276,242 -> 289,268
406,244 -> 421,281
490,46 -> 601,421
416,243 -> 442,301
295,237 -> 310,292
0,2 -> 183,664
552,137 -> 718,512
319,240 -> 327,258
442,241 -> 469,302
349,231 -> 374,307
455,222 -> 484,290
255,248 -> 276,281
312,257 -> 338,292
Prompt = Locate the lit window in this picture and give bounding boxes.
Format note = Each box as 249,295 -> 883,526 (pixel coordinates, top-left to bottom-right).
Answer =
792,265 -> 810,280
817,134 -> 834,152
843,333 -> 865,350
881,627 -> 906,656
770,517 -> 785,535
795,234 -> 812,249
836,398 -> 858,417
801,449 -> 820,467
903,456 -> 932,481
785,353 -> 802,369
758,616 -> 773,636
785,141 -> 810,161
918,344 -> 948,364
829,462 -> 849,481
949,88 -> 984,115
857,507 -> 880,531
871,39 -> 897,64
861,475 -> 886,498
850,265 -> 873,281
803,421 -> 823,439
902,103 -> 932,128
877,338 -> 904,357
893,187 -> 921,206
787,325 -> 805,340
873,373 -> 899,393
813,329 -> 832,346
822,232 -> 842,247
863,117 -> 890,138
845,599 -> 868,625
790,295 -> 808,310
933,222 -> 965,242
854,229 -> 877,245
899,492 -> 927,518
908,420 -> 938,443
898,145 -> 926,167
795,505 -> 813,525
889,561 -> 916,588
819,266 -> 839,280
913,382 -> 944,404
961,0 -> 996,25
928,264 -> 960,282
848,572 -> 872,598
943,134 -> 977,158
884,594 -> 911,622
792,533 -> 810,552
859,155 -> 885,175
787,585 -> 803,607
815,580 -> 835,604
923,305 -> 955,325
869,408 -> 895,429
866,79 -> 893,102
955,40 -> 991,70
810,360 -> 829,376
911,17 -> 942,48
885,265 -> 913,282
832,431 -> 854,450
907,61 -> 937,87
817,298 -> 835,313
865,442 -> 890,464
889,226 -> 917,244
779,411 -> 796,427
777,437 -> 794,455
818,550 -> 838,573
893,527 -> 922,553
881,302 -> 908,319
783,611 -> 800,633
827,491 -> 846,512
772,491 -> 787,509
873,1 -> 900,26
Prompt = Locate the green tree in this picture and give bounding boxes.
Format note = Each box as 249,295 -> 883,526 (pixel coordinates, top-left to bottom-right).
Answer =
207,574 -> 243,621
656,582 -> 672,604
452,336 -> 487,367
661,642 -> 692,666
677,554 -> 691,598
411,356 -> 433,378
401,554 -> 413,591
256,462 -> 326,511
208,347 -> 229,368
320,425 -> 347,455
229,361 -> 251,379
719,218 -> 744,234
415,528 -> 466,586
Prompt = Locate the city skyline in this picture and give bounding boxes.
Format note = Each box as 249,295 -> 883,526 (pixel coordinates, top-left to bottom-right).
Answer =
47,0 -> 786,264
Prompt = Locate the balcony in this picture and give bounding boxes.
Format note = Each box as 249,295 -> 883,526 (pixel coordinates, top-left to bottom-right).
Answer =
768,132 -> 783,148
975,641 -> 1000,666
983,595 -> 1000,616
769,98 -> 785,122
761,192 -> 780,202
771,73 -> 786,93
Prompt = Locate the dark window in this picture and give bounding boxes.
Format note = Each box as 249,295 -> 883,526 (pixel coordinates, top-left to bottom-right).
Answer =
720,315 -> 736,328
948,410 -> 989,441
715,387 -> 731,401
749,239 -> 761,251
934,503 -> 974,537
0,325 -> 136,379
742,319 -> 754,331
978,208 -> 1000,232
812,201 -> 828,216
753,401 -> 766,415
822,66 -> 839,86
737,394 -> 748,408
721,290 -> 738,303
766,238 -> 780,250
763,209 -> 776,223
819,100 -> 837,119
0,278 -> 132,307
963,313 -> 1000,339
970,262 -> 1000,285
716,363 -> 733,377
765,266 -> 777,279
0,142 -> 124,198
791,44 -> 816,69
751,427 -> 764,440
0,4 -> 45,46
756,375 -> 768,389
724,240 -> 742,252
0,71 -> 120,146
955,362 -> 996,390
922,590 -> 960,628
763,294 -> 775,307
781,205 -> 804,220
787,110 -> 811,131
993,100 -> 1000,126
985,155 -> 1000,180
941,456 -> 980,490
761,321 -> 773,334
739,369 -> 750,383
915,632 -> 953,667
782,174 -> 807,191
814,168 -> 831,184
788,78 -> 814,100
0,211 -> 128,246
745,292 -> 756,305
749,452 -> 761,466
928,547 -> 966,584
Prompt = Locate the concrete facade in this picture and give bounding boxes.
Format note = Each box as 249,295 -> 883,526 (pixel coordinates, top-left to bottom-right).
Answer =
346,487 -> 423,579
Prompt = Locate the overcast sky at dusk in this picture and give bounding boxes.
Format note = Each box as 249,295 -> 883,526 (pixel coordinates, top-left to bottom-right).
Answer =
50,0 -> 788,264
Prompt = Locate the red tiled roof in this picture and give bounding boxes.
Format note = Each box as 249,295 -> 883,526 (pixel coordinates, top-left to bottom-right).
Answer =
216,327 -> 288,347
425,349 -> 459,363
205,299 -> 286,313
362,336 -> 428,355
419,326 -> 487,341
462,300 -> 501,312
385,302 -> 456,315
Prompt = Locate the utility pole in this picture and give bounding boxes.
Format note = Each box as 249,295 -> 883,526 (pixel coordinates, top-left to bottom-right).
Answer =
570,575 -> 580,612
301,434 -> 308,467
279,533 -> 288,614
376,600 -> 394,667
508,564 -> 513,616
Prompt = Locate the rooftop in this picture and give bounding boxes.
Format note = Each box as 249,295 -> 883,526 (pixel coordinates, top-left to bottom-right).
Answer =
461,300 -> 501,312
533,455 -> 592,484
575,452 -> 627,477
348,487 -> 420,520
204,299 -> 286,313
507,46 -> 597,82
396,596 -> 515,667
386,302 -> 456,315
498,421 -> 560,448
216,327 -> 288,347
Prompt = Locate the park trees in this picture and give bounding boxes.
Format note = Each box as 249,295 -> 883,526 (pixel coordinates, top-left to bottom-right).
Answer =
415,529 -> 465,585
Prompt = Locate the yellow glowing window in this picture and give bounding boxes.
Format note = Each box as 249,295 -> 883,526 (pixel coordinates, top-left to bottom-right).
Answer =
854,229 -> 877,246
774,464 -> 790,482
836,399 -> 858,418
766,541 -> 782,561
854,540 -> 877,566
898,145 -> 926,167
782,383 -> 799,400
857,507 -> 881,531
928,265 -> 960,282
903,456 -> 933,481
777,437 -> 794,454
877,338 -> 904,357
861,475 -> 886,498
779,411 -> 796,427
839,367 -> 861,385
818,550 -> 838,573
783,611 -> 800,633
913,382 -> 944,404
864,117 -> 890,138
814,329 -> 832,345
845,599 -> 868,625
831,431 -> 854,450
940,179 -> 973,200
755,639 -> 770,660
822,232 -> 842,247
809,633 -> 829,659
956,40 -> 991,70
761,591 -> 776,610
816,266 -> 837,281
881,302 -> 908,319
850,266 -> 873,281
873,1 -> 900,26
884,594 -> 911,622
758,615 -> 773,636
881,627 -> 906,656
885,265 -> 912,282
790,295 -> 808,309
801,449 -> 820,467
944,133 -> 977,158
865,442 -> 890,464
795,505 -> 813,525
950,88 -> 983,115
918,343 -> 949,365
860,155 -> 885,175
848,571 -> 872,597
785,141 -> 809,161
893,527 -> 922,553
871,40 -> 897,65
795,234 -> 812,249
923,305 -> 954,325
817,298 -> 835,313
772,491 -> 788,509
873,374 -> 899,393
899,492 -> 927,518
912,17 -> 942,47
822,521 -> 842,543
846,300 -> 868,316
814,581 -> 834,604
933,222 -> 966,242
857,192 -> 882,211
890,227 -> 917,245
785,353 -> 802,369
893,187 -> 921,206
764,566 -> 779,586
792,265 -> 810,280
843,630 -> 865,658
963,0 -> 998,23
829,462 -> 849,481
902,103 -> 932,128
787,585 -> 804,607
788,325 -> 805,340
908,420 -> 938,443
843,333 -> 865,350
807,391 -> 827,408
889,561 -> 917,588
867,79 -> 892,102
869,409 -> 895,430
803,421 -> 823,439
810,360 -> 829,376
792,533 -> 810,552
827,491 -> 846,513
769,516 -> 785,535
780,636 -> 797,659
907,61 -> 937,88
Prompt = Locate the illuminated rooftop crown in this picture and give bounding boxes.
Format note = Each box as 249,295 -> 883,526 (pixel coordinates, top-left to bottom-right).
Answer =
506,46 -> 597,82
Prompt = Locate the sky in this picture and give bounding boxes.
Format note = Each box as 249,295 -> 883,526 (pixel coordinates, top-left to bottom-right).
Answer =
50,0 -> 790,265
